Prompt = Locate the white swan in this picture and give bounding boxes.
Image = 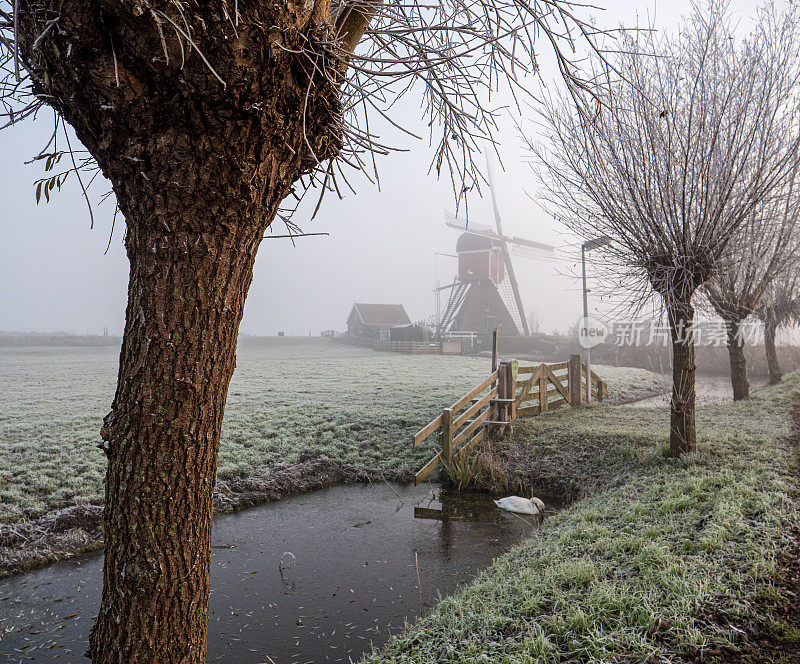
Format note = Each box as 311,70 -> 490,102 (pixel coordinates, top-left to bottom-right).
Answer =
494,493 -> 545,515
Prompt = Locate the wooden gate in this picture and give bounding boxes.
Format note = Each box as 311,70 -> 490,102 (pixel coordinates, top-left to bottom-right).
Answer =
412,354 -> 607,485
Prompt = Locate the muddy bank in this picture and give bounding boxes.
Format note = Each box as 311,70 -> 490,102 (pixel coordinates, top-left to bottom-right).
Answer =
0,455 -> 412,578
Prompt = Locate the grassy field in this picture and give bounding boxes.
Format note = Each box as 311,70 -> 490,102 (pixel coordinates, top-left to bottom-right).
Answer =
0,337 -> 659,525
364,375 -> 800,663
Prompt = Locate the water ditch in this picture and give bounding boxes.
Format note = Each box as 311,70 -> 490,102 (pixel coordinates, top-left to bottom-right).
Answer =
0,483 -> 554,664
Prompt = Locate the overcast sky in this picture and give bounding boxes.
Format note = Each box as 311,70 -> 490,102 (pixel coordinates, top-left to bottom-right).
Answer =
0,0 -> 762,337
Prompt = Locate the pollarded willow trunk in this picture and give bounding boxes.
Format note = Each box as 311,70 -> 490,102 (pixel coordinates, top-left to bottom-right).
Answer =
725,319 -> 750,400
764,313 -> 783,384
16,2 -> 343,662
89,193 -> 287,662
667,299 -> 696,457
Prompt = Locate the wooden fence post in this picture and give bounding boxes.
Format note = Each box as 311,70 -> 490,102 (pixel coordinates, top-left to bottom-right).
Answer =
440,408 -> 454,466
538,370 -> 548,413
568,354 -> 583,407
498,359 -> 517,424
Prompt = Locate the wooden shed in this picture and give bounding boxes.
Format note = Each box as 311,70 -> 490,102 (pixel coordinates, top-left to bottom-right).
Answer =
347,303 -> 412,341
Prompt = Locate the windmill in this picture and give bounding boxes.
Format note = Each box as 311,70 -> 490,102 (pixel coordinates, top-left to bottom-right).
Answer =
436,163 -> 555,340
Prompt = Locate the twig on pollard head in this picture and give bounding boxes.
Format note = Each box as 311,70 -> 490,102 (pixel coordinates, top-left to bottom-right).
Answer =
262,232 -> 330,239
1,0 -> 612,230
62,117 -> 95,230
151,8 -> 226,87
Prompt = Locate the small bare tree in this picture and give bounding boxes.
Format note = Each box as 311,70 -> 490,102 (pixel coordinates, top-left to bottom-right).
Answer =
531,1 -> 800,456
756,272 -> 800,384
0,0 -> 607,661
703,188 -> 800,400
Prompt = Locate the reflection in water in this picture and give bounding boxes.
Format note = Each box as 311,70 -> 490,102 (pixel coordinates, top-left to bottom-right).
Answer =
415,488 -> 537,553
0,483 -> 552,664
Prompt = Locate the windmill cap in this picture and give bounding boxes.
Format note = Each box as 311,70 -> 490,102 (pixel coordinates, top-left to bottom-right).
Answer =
456,232 -> 501,253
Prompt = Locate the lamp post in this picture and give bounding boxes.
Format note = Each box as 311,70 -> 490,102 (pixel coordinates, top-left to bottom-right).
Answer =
581,236 -> 611,403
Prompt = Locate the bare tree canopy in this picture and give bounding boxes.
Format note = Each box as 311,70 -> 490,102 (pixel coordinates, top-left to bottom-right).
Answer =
0,1 -> 608,662
531,0 -> 800,455
0,0 -> 605,212
703,183 -> 800,399
756,272 -> 800,384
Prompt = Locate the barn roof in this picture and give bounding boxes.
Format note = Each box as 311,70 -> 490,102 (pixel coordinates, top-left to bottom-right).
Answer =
350,303 -> 412,327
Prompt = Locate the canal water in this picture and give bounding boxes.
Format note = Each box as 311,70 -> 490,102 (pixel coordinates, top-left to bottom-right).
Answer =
0,483 -> 545,664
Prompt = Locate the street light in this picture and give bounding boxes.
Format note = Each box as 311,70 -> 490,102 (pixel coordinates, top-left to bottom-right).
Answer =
582,236 -> 611,403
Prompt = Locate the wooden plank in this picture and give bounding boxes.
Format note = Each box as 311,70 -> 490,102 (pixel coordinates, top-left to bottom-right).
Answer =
568,354 -> 582,407
517,404 -> 540,417
453,403 -> 496,448
414,452 -> 442,485
500,360 -> 517,422
518,386 -> 562,402
548,362 -> 568,371
539,371 -> 548,412
441,408 -> 454,465
545,365 -> 570,402
413,414 -> 442,447
515,365 -> 541,405
454,426 -> 486,458
454,386 -> 498,430
450,370 -> 499,413
518,396 -> 567,419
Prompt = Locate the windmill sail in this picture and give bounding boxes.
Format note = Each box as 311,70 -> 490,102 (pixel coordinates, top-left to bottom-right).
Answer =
486,159 -> 530,335
438,173 -> 558,339
510,242 -> 555,261
445,212 -> 556,259
444,210 -> 493,235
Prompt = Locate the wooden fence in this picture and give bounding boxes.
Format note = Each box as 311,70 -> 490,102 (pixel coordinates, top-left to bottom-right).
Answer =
412,354 -> 608,485
335,333 -> 442,354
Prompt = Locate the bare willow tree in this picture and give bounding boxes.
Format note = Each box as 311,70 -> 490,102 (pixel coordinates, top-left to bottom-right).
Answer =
703,188 -> 800,400
756,272 -> 800,384
0,0 -> 606,662
531,1 -> 800,457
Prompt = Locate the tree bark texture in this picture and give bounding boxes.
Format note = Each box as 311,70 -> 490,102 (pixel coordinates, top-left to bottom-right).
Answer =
668,300 -> 697,457
764,313 -> 783,385
16,2 -> 342,662
726,319 -> 750,401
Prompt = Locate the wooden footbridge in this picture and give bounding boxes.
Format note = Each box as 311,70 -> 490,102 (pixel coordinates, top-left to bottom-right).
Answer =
413,355 -> 608,485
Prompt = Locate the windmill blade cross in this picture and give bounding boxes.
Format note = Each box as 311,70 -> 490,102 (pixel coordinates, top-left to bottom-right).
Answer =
444,210 -> 494,235
510,242 -> 556,262
445,212 -> 556,259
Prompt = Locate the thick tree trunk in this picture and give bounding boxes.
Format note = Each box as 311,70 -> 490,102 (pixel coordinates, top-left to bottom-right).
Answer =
88,188 -> 290,663
668,299 -> 696,457
16,3 -> 341,662
764,314 -> 782,385
12,3 -> 344,661
725,319 -> 750,400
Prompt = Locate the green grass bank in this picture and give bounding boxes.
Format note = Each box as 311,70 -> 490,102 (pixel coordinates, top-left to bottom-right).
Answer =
364,375 -> 800,663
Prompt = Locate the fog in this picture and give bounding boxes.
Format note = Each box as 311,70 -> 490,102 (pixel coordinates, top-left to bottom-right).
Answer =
0,0 -> 760,338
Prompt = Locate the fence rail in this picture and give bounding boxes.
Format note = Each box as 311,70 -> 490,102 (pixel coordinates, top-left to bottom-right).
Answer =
333,333 -> 442,354
413,354 -> 607,485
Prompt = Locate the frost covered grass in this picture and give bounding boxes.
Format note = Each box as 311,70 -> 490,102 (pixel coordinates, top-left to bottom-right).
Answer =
364,376 -> 800,663
0,337 -> 659,524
